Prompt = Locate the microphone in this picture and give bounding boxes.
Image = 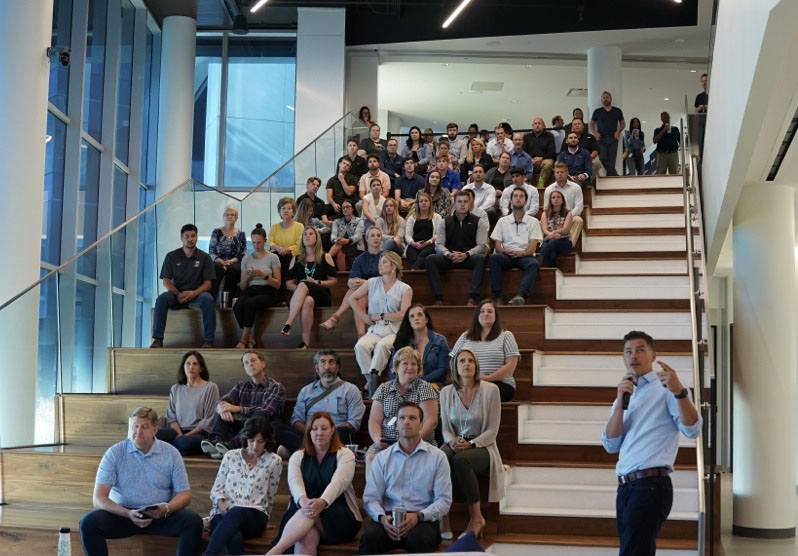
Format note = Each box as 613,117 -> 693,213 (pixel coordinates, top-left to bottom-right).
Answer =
621,374 -> 634,410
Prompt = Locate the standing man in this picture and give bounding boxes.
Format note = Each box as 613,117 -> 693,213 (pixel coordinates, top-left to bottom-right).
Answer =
557,132 -> 593,189
653,112 -> 681,175
359,402 -> 452,555
79,407 -> 203,556
201,350 -> 286,458
544,163 -> 585,245
602,331 -> 701,556
694,73 -> 708,113
486,123 -> 513,163
522,117 -> 557,187
590,91 -> 625,176
151,224 -> 216,349
274,349 -> 365,456
489,187 -> 543,305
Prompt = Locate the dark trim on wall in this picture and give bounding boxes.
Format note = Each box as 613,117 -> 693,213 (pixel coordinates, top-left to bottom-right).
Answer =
733,525 -> 795,539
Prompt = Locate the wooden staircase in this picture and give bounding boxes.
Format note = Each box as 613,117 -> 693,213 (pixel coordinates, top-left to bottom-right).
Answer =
0,174 -> 714,555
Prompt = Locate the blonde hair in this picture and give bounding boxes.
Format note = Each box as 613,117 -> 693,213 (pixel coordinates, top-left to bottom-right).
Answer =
223,204 -> 239,218
381,198 -> 400,236
466,138 -> 485,164
299,227 -> 324,263
415,191 -> 433,219
380,251 -> 403,280
392,346 -> 423,378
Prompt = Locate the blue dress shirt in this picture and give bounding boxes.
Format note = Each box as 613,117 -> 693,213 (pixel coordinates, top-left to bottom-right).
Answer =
601,370 -> 702,476
363,440 -> 452,522
510,148 -> 534,180
290,377 -> 366,429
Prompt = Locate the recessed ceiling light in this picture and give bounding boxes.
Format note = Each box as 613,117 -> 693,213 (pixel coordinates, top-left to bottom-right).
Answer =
690,69 -> 697,73
673,0 -> 682,3
664,97 -> 669,101
526,65 -> 533,68
286,105 -> 295,111
442,63 -> 449,66
510,100 -> 518,103
642,121 -> 647,124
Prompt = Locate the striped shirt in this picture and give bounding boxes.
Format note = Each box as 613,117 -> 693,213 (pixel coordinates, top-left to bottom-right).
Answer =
218,376 -> 285,420
450,330 -> 520,389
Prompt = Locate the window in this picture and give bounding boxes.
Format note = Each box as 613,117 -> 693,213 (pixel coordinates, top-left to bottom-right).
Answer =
83,0 -> 107,140
77,141 -> 101,278
192,36 -> 223,187
42,113 -> 67,265
48,0 -> 72,113
141,29 -> 158,186
111,166 -> 128,289
115,0 -> 136,164
72,280 -> 96,392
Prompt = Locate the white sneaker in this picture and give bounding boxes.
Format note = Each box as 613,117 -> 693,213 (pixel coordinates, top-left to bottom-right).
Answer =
277,445 -> 292,460
201,440 -> 220,459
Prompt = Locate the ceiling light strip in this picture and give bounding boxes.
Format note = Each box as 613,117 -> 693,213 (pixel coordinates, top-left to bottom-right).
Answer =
250,0 -> 269,13
442,0 -> 473,29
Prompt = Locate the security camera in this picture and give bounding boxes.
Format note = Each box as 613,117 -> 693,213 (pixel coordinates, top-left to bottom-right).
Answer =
58,48 -> 71,67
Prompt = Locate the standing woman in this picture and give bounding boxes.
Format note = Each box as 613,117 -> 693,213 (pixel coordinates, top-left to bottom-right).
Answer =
424,170 -> 453,217
156,351 -> 220,455
389,303 -> 450,389
281,228 -> 338,349
206,417 -> 282,556
268,413 -> 362,555
460,138 -> 494,184
401,126 -> 434,175
269,197 -> 305,292
623,117 -> 646,175
233,224 -> 282,349
451,299 -> 520,402
375,197 -> 406,255
405,192 -> 443,270
209,205 -> 246,303
439,349 -> 504,539
350,251 -> 413,397
540,190 -> 573,267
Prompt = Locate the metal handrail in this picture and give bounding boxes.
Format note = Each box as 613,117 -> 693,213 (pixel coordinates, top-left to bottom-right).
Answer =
680,101 -> 710,554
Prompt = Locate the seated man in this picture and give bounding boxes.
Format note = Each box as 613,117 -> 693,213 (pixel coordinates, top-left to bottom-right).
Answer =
296,175 -> 329,224
489,187 -> 543,305
461,187 -> 488,223
462,164 -> 497,228
522,117 -> 556,187
358,123 -> 388,158
424,190 -> 489,306
150,224 -> 216,349
499,167 -> 540,217
557,132 -> 593,189
571,118 -> 602,184
510,132 -> 534,181
201,350 -> 286,458
346,137 -> 368,180
359,402 -> 452,555
486,123 -> 513,163
544,162 -> 585,245
79,407 -> 202,556
395,157 -> 426,213
357,154 -> 391,212
441,122 -> 466,163
380,138 -> 404,187
435,153 -> 461,193
326,156 -> 358,219
274,349 -> 366,456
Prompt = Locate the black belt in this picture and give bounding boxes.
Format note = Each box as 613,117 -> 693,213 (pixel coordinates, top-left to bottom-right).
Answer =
618,467 -> 670,485
658,150 -> 677,154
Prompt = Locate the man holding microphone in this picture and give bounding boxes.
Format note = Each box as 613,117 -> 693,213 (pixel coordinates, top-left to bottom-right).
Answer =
602,331 -> 702,556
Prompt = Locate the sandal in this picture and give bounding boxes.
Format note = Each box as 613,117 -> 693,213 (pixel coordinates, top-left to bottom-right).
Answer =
235,340 -> 247,349
297,342 -> 308,350
281,324 -> 291,336
320,314 -> 339,330
246,339 -> 256,349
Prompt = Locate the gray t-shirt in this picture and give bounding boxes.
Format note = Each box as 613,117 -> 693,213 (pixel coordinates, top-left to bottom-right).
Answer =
241,251 -> 281,286
166,381 -> 220,432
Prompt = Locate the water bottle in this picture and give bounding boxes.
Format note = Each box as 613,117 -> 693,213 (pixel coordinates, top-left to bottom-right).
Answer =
537,174 -> 545,189
58,527 -> 71,556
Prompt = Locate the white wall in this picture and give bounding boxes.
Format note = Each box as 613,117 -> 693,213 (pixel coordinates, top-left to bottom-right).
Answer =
345,51 -> 379,119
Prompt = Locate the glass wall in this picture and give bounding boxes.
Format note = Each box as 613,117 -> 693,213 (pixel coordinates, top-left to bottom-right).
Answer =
192,33 -> 296,191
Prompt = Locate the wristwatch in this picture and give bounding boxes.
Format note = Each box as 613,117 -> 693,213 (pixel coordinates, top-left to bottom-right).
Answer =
416,511 -> 425,522
163,503 -> 171,517
674,388 -> 689,399
380,312 -> 385,321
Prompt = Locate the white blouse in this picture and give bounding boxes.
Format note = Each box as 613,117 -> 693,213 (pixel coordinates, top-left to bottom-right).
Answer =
209,449 -> 283,518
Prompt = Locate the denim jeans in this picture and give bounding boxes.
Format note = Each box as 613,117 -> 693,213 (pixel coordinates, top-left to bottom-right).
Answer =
424,253 -> 486,302
79,508 -> 202,556
155,427 -> 206,456
381,237 -> 403,255
540,238 -> 573,267
488,253 -> 540,298
206,507 -> 268,555
616,476 -> 673,556
151,291 -> 216,342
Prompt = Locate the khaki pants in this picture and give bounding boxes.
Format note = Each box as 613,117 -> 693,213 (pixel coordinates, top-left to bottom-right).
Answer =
657,151 -> 679,174
536,158 -> 554,187
570,215 -> 584,246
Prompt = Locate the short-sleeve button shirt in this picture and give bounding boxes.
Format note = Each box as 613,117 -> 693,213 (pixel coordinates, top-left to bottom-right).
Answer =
372,378 -> 438,443
160,247 -> 215,291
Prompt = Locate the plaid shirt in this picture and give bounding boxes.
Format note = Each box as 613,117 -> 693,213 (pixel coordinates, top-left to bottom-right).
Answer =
218,376 -> 285,420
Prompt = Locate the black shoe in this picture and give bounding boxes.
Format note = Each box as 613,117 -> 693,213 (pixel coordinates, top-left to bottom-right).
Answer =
281,324 -> 292,336
150,338 -> 163,348
201,341 -> 214,349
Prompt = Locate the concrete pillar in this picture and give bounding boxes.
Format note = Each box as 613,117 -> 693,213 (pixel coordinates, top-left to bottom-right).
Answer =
732,183 -> 796,538
155,16 -> 196,282
587,46 -> 623,174
0,0 -> 53,447
346,50 -> 379,119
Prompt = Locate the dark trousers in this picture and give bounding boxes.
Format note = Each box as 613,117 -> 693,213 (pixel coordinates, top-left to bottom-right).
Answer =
155,427 -> 206,456
274,422 -> 357,453
626,151 -> 645,175
212,260 -> 241,301
598,136 -> 619,176
424,253 -> 486,302
441,445 -> 490,504
358,519 -> 441,555
489,253 -> 540,298
494,380 -> 515,402
79,508 -> 202,556
406,244 -> 435,269
209,410 -> 268,447
206,507 -> 268,556
232,285 -> 282,328
151,291 -> 216,342
540,238 -> 573,267
616,476 -> 673,556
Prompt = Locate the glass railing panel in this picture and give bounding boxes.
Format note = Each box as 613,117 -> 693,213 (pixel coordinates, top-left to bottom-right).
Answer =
192,181 -> 244,254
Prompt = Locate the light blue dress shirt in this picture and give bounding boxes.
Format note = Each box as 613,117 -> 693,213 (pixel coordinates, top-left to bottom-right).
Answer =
290,377 -> 366,429
363,440 -> 452,522
601,370 -> 702,476
95,438 -> 190,508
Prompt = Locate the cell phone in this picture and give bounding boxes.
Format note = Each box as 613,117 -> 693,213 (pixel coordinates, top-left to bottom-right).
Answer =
138,505 -> 160,512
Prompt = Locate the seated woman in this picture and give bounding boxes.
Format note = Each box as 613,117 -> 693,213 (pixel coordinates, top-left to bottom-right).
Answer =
451,299 -> 520,402
270,197 -> 304,291
206,416 -> 282,556
439,349 -> 505,540
281,228 -> 337,349
540,190 -> 573,268
350,251 -> 413,397
361,177 -> 386,231
388,303 -> 450,389
209,204 -> 246,303
233,224 -> 282,349
328,199 -> 364,271
484,151 -> 513,192
424,169 -> 453,217
404,192 -> 442,270
374,197 -> 406,255
400,125 -> 434,175
156,351 -> 220,455
367,347 -> 439,468
296,198 -> 331,251
268,412 -> 362,555
460,138 -> 494,184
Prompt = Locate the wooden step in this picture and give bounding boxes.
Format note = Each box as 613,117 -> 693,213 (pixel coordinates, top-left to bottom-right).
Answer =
496,514 -> 697,539
489,532 -> 696,550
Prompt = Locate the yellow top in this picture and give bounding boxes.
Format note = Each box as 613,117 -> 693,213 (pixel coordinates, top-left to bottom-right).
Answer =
268,222 -> 304,256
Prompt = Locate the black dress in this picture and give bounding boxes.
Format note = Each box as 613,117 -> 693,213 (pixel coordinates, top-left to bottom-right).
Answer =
274,452 -> 361,549
289,257 -> 337,307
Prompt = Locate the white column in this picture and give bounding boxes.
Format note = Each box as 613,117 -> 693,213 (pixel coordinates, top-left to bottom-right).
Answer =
155,16 -> 196,280
0,0 -> 53,447
732,183 -> 796,538
345,51 -> 379,119
587,46 -> 622,174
